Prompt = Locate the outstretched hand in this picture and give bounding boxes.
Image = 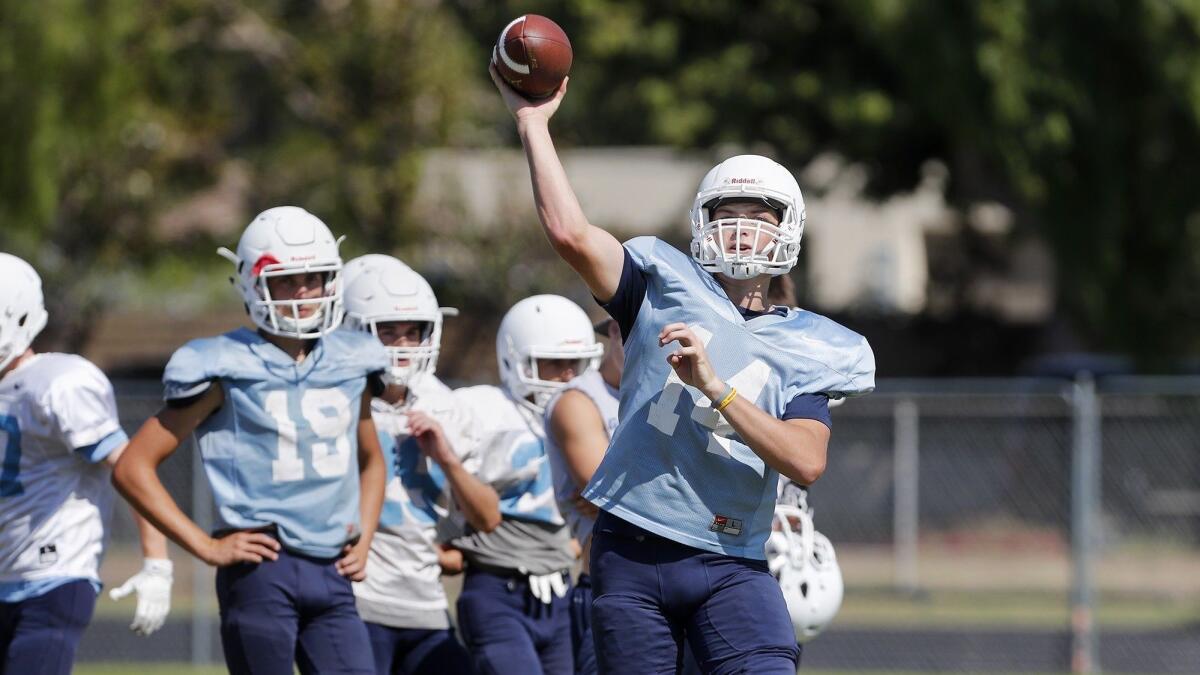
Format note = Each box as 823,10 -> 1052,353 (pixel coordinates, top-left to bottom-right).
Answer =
489,62 -> 568,125
660,323 -> 725,401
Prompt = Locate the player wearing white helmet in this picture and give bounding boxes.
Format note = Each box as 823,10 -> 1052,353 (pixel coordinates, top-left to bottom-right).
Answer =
493,67 -> 874,673
113,207 -> 389,674
766,484 -> 844,644
450,294 -> 600,675
342,254 -> 493,675
0,253 -> 172,675
542,317 -> 622,675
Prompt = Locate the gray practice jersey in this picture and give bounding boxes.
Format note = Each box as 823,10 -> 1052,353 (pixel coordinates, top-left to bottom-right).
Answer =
449,385 -> 574,575
542,370 -> 619,548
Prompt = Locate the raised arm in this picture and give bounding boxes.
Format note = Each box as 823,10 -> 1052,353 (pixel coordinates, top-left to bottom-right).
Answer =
490,65 -> 626,302
112,385 -> 281,566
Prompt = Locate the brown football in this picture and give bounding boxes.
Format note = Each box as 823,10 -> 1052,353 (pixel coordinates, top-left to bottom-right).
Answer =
492,14 -> 572,99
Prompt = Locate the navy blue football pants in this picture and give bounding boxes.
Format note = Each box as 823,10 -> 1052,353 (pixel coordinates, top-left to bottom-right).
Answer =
216,546 -> 374,674
456,567 -> 572,675
570,574 -> 597,675
364,622 -> 475,675
0,579 -> 95,675
589,511 -> 800,674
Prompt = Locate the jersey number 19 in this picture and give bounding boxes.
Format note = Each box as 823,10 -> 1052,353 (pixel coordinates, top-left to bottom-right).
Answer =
264,389 -> 354,482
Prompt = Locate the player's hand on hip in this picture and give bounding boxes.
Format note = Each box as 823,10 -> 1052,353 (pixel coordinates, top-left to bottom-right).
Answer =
203,531 -> 280,566
659,323 -> 725,400
336,540 -> 369,581
489,62 -> 568,125
109,558 -> 173,636
408,410 -> 460,469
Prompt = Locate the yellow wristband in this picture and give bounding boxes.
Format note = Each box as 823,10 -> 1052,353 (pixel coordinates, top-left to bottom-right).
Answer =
714,387 -> 738,412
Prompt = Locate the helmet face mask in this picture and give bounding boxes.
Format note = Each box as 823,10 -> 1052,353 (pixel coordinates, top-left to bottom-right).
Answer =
370,318 -> 439,388
220,206 -> 345,340
0,253 -> 49,374
254,264 -> 343,338
497,295 -> 603,415
690,155 -> 806,281
341,254 -> 453,391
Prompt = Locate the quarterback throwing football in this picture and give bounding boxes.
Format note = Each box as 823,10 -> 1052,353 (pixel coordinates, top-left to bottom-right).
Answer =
492,67 -> 875,673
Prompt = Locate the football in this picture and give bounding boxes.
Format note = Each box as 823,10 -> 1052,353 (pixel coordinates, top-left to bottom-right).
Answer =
492,14 -> 572,99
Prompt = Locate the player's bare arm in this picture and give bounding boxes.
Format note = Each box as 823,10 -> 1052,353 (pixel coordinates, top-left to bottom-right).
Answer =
548,389 -> 608,489
490,64 -> 625,302
408,409 -> 502,533
336,389 -> 386,581
661,323 -> 830,485
113,385 -> 282,566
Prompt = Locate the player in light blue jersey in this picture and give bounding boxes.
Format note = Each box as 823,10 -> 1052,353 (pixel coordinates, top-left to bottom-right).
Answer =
0,253 -> 173,675
450,294 -> 602,675
492,69 -> 876,673
113,207 -> 389,675
342,254 -> 494,675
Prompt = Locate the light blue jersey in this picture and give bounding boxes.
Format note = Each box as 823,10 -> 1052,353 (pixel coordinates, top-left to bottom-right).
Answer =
582,237 -> 875,559
163,327 -> 388,558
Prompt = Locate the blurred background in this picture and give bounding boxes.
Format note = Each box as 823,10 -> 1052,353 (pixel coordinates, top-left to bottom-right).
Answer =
2,0 -> 1198,673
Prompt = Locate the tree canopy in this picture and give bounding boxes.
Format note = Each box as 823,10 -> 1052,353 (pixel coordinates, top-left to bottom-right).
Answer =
2,0 -> 1198,367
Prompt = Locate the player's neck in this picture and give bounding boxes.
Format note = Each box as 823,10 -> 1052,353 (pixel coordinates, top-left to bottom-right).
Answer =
381,383 -> 408,406
259,330 -> 315,363
0,349 -> 35,380
715,274 -> 770,312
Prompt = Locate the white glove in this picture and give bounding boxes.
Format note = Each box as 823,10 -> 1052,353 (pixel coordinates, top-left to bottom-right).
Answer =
528,571 -> 568,605
109,558 -> 173,636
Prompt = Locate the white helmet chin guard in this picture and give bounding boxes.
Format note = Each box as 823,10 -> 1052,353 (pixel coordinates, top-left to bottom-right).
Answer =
342,254 -> 457,389
764,502 -> 844,644
690,154 -> 806,280
218,206 -> 345,339
0,253 -> 49,374
496,295 -> 603,415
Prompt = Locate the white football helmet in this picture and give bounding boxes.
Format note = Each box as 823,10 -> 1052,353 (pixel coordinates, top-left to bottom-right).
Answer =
764,501 -> 844,644
342,254 -> 457,388
0,253 -> 49,373
496,295 -> 603,414
218,206 -> 345,339
690,154 -> 806,280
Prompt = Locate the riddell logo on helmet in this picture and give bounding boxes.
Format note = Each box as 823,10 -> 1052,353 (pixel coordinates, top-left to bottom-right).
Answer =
289,255 -> 317,261
728,177 -> 761,185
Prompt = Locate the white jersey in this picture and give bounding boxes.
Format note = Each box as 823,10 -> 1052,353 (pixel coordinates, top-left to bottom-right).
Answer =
354,375 -> 480,630
543,370 -> 619,547
0,354 -> 127,601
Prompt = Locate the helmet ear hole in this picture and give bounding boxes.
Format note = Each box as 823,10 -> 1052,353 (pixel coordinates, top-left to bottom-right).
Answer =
17,314 -> 26,328
800,582 -> 809,598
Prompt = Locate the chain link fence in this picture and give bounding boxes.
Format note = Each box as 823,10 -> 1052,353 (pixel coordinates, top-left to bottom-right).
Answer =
77,378 -> 1200,673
